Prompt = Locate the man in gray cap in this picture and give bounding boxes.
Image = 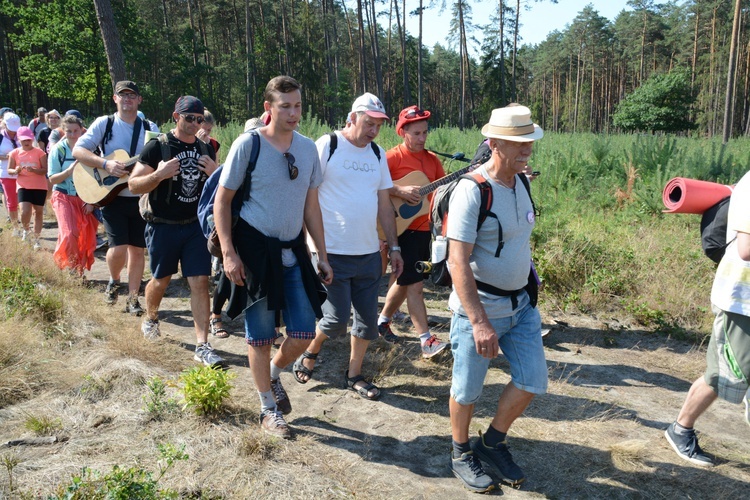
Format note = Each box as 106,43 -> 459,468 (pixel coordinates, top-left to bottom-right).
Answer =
128,95 -> 223,367
73,80 -> 159,314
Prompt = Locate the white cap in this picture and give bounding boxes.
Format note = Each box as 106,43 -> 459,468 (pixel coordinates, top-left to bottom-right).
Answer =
351,92 -> 389,120
3,113 -> 20,132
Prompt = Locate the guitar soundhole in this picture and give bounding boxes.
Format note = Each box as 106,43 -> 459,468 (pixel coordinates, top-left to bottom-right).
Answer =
398,201 -> 423,219
102,176 -> 119,186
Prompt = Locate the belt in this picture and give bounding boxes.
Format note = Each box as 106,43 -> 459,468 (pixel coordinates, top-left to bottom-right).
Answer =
475,280 -> 524,310
150,216 -> 198,225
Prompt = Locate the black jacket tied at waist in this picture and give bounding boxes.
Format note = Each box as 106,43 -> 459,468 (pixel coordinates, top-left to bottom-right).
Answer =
226,218 -> 326,321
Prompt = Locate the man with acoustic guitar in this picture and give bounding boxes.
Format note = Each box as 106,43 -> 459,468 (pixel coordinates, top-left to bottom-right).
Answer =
73,81 -> 159,314
377,105 -> 449,358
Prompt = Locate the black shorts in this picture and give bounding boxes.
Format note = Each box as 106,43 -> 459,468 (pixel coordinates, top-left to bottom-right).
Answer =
17,188 -> 47,206
101,196 -> 147,248
396,230 -> 431,286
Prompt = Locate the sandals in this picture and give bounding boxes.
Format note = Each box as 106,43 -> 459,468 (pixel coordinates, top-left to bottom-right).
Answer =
293,351 -> 318,384
345,370 -> 381,401
209,317 -> 230,338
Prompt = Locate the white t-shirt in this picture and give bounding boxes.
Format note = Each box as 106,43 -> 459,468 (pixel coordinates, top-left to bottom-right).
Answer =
0,131 -> 19,179
711,170 -> 750,316
315,132 -> 392,255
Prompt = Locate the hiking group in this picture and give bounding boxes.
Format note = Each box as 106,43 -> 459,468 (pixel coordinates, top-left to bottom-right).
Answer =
1,74 -> 749,493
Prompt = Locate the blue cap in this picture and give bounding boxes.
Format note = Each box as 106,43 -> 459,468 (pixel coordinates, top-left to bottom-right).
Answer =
65,109 -> 83,120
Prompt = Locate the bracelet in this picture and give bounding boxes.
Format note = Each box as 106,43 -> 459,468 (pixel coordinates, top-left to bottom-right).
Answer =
102,159 -> 108,170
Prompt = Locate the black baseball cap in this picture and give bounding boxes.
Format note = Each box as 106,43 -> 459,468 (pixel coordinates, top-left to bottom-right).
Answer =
114,80 -> 140,95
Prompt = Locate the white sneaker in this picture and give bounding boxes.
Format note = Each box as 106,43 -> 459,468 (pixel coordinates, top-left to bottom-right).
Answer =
33,241 -> 41,251
12,228 -> 22,238
744,391 -> 750,426
21,230 -> 29,241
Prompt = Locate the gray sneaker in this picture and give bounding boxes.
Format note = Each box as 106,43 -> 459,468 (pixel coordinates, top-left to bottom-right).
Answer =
271,378 -> 292,415
105,281 -> 120,305
260,409 -> 291,439
378,321 -> 401,343
141,318 -> 160,339
194,342 -> 225,367
125,295 -> 144,316
421,334 -> 449,359
664,422 -> 714,466
450,450 -> 495,493
471,432 -> 526,487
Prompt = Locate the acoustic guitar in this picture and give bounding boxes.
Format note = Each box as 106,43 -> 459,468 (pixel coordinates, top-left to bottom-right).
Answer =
72,150 -> 141,206
377,163 -> 478,240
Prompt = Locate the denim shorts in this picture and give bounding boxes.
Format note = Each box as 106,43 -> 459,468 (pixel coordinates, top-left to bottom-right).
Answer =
450,296 -> 548,405
144,221 -> 211,279
244,264 -> 317,346
317,252 -> 382,340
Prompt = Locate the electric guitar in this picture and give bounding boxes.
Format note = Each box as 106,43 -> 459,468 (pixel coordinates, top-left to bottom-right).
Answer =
377,163 -> 479,240
72,150 -> 141,206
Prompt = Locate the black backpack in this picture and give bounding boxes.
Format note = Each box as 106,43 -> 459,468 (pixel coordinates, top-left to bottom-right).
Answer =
326,131 -> 381,162
700,196 -> 734,264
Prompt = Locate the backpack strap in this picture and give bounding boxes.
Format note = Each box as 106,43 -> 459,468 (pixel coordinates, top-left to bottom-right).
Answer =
327,132 -> 338,162
326,131 -> 381,162
463,172 -> 501,257
102,114 -> 115,151
239,130 -> 261,203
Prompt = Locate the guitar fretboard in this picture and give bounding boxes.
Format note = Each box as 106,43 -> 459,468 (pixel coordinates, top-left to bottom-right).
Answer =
417,163 -> 479,197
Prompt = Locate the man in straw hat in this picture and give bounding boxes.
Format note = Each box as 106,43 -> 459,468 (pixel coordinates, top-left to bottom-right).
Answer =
447,104 -> 546,492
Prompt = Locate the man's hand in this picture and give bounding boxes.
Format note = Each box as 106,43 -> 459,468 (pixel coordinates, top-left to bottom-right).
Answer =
223,252 -> 246,286
317,259 -> 334,285
389,250 -> 404,278
472,321 -> 499,359
106,160 -> 131,178
197,155 -> 218,177
396,185 -> 421,205
155,157 -> 181,180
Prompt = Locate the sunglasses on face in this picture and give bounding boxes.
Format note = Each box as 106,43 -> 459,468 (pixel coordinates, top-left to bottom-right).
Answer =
283,152 -> 299,180
181,114 -> 205,124
405,108 -> 427,119
117,92 -> 138,100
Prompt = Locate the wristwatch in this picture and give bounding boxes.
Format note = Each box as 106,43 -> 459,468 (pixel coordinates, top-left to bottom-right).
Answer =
388,246 -> 401,255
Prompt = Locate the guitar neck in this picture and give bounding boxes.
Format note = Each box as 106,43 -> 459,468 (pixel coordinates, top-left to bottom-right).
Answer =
418,163 -> 478,197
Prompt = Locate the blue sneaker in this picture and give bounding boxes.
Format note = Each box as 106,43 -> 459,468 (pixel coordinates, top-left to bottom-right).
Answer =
664,422 -> 714,467
471,431 -> 526,487
450,450 -> 494,493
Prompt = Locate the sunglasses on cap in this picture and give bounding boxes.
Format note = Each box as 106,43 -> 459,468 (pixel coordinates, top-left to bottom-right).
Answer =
405,108 -> 427,119
180,114 -> 205,124
283,152 -> 299,180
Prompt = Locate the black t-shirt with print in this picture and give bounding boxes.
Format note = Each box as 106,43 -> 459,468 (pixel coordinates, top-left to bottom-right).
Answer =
139,132 -> 216,221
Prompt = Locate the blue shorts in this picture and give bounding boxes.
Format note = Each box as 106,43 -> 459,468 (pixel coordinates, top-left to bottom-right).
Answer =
317,252 -> 382,340
244,265 -> 317,346
144,221 -> 211,279
450,295 -> 548,405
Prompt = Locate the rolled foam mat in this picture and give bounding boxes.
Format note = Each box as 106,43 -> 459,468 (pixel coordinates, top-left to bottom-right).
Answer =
662,177 -> 733,214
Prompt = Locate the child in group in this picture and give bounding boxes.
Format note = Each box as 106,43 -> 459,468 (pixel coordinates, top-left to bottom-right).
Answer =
7,126 -> 48,250
48,115 -> 98,274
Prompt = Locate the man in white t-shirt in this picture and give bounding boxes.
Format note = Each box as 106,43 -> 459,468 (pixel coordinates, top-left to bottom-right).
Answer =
665,169 -> 750,467
293,93 -> 403,401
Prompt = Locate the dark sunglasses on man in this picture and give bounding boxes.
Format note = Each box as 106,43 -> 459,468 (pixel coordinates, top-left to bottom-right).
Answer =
283,152 -> 299,180
181,114 -> 205,124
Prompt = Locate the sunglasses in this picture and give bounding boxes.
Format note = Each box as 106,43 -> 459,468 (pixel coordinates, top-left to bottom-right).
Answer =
283,152 -> 299,180
180,114 -> 205,124
117,92 -> 138,100
405,108 -> 427,119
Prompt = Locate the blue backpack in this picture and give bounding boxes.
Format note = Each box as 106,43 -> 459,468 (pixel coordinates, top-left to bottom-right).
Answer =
197,131 -> 260,253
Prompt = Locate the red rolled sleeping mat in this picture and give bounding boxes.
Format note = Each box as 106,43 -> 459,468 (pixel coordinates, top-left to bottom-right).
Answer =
662,177 -> 734,214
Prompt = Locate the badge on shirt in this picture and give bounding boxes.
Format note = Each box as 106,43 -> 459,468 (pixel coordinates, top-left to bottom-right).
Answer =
527,210 -> 535,224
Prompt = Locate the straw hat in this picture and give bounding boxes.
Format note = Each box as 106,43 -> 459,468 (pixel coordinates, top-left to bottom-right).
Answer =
481,105 -> 543,142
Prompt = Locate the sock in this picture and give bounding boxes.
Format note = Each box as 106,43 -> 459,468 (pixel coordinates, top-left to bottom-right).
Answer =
378,314 -> 391,325
452,440 -> 471,459
270,361 -> 283,381
673,422 -> 693,434
108,278 -> 120,286
419,332 -> 432,345
258,390 -> 276,412
483,424 -> 507,448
